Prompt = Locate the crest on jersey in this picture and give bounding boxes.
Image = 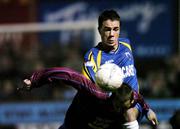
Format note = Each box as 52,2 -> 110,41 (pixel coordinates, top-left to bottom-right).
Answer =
125,52 -> 132,60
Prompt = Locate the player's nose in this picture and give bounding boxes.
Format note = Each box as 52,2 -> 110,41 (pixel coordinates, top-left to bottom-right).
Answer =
109,30 -> 114,36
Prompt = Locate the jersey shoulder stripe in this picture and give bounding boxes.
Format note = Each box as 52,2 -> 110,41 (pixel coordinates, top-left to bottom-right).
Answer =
97,50 -> 102,68
82,64 -> 91,80
82,48 -> 101,82
119,38 -> 132,51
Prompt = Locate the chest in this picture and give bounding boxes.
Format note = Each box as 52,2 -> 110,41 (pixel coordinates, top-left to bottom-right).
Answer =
100,50 -> 134,67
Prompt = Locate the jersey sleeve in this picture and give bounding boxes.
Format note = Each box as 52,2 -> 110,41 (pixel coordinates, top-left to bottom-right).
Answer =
132,91 -> 150,112
119,38 -> 132,51
82,50 -> 98,83
119,38 -> 139,92
30,67 -> 111,99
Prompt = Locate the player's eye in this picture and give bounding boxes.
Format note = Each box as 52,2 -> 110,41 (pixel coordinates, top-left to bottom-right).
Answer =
103,27 -> 111,31
114,27 -> 119,31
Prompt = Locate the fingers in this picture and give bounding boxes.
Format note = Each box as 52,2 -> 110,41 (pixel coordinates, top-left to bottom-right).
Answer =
150,112 -> 158,126
152,112 -> 158,126
152,118 -> 159,126
24,79 -> 31,85
146,109 -> 159,126
24,79 -> 32,90
151,120 -> 155,125
17,79 -> 32,91
151,119 -> 156,126
151,120 -> 158,127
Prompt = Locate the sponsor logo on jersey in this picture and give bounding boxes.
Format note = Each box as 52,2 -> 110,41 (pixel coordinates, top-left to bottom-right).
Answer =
103,60 -> 135,78
105,59 -> 114,64
125,52 -> 132,60
120,64 -> 135,78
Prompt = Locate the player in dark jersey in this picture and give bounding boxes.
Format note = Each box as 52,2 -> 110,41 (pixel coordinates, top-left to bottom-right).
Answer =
23,67 -> 157,129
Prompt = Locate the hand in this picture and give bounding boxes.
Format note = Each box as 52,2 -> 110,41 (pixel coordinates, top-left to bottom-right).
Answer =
146,109 -> 159,126
23,79 -> 32,90
17,79 -> 32,91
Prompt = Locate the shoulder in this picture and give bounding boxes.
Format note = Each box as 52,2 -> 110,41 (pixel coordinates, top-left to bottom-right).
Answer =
84,45 -> 99,60
119,38 -> 131,44
118,38 -> 132,51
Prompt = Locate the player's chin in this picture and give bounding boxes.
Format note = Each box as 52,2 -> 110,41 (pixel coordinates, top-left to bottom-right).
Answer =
108,40 -> 119,46
107,41 -> 116,45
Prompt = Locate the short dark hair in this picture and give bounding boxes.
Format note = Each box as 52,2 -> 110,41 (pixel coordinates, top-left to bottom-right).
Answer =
117,83 -> 132,97
98,9 -> 120,29
111,83 -> 133,102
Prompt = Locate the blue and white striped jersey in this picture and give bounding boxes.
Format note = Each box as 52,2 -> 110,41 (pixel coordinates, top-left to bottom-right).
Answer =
82,38 -> 139,92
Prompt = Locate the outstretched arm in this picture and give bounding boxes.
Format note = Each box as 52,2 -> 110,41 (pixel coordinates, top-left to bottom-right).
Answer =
132,91 -> 158,126
23,67 -> 111,100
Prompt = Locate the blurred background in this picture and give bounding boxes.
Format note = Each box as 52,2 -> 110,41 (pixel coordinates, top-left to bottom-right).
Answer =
0,0 -> 179,129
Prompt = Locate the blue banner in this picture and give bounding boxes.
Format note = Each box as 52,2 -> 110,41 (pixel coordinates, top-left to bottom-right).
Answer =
0,101 -> 70,124
37,0 -> 175,58
0,99 -> 179,124
146,99 -> 180,122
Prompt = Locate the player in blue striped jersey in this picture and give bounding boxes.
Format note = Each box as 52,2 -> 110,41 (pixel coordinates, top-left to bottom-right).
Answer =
82,38 -> 138,92
81,9 -> 158,129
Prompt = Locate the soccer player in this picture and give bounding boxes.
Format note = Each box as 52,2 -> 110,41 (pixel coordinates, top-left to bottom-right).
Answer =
81,9 -> 158,128
23,67 -> 157,129
23,10 -> 158,129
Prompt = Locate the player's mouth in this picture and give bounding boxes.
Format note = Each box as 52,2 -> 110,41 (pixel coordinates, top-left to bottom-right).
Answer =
108,39 -> 115,43
108,39 -> 118,45
107,37 -> 116,42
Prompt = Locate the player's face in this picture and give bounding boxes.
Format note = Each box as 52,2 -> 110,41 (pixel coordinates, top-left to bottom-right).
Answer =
99,19 -> 120,51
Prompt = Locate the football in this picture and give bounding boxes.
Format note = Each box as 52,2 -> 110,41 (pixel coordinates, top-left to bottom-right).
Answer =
95,63 -> 124,91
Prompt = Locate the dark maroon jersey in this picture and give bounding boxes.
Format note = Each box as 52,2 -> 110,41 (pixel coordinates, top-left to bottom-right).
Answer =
30,67 -> 149,129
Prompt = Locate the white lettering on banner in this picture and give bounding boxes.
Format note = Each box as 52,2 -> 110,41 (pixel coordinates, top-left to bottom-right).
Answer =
118,2 -> 165,33
45,2 -> 166,34
45,2 -> 88,22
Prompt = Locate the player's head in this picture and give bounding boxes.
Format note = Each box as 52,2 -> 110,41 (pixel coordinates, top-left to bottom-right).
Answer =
111,83 -> 134,110
98,10 -> 121,51
98,10 -> 121,29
